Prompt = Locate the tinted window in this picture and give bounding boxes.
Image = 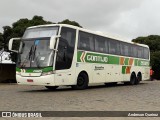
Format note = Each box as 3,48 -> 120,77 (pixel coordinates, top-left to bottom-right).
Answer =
131,45 -> 138,58
55,27 -> 76,70
95,36 -> 108,53
78,32 -> 94,51
109,39 -> 120,55
144,48 -> 149,59
138,47 -> 144,58
120,43 -> 131,57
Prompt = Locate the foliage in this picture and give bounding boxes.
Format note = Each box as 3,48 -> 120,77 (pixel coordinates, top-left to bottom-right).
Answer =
132,35 -> 160,52
132,35 -> 160,79
58,19 -> 82,28
0,32 -> 3,49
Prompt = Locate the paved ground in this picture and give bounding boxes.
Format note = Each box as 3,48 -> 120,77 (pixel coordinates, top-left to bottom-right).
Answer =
0,80 -> 160,120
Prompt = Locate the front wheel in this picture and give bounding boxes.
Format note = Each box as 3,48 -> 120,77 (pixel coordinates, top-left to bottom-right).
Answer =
45,86 -> 59,90
71,73 -> 89,90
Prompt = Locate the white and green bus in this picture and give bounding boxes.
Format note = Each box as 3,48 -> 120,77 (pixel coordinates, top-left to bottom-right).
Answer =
9,24 -> 150,90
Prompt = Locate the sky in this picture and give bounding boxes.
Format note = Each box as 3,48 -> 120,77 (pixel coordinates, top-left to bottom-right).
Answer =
0,0 -> 160,41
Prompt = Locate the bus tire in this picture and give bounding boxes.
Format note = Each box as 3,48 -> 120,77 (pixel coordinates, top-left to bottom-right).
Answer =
130,73 -> 136,85
45,86 -> 59,90
135,72 -> 142,85
71,72 -> 89,90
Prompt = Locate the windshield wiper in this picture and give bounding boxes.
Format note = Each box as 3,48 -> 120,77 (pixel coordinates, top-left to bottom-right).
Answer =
20,45 -> 34,68
32,46 -> 36,61
32,46 -> 41,68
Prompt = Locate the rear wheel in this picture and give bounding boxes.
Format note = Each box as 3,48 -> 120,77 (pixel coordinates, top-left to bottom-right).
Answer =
71,73 -> 89,90
130,73 -> 136,85
45,86 -> 59,90
135,73 -> 142,85
124,73 -> 136,85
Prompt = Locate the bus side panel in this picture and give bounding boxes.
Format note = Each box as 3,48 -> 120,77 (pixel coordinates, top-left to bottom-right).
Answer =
105,64 -> 123,82
75,63 -> 94,84
92,64 -> 106,84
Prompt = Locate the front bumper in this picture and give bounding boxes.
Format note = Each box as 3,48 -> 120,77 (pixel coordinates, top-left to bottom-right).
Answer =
16,74 -> 55,86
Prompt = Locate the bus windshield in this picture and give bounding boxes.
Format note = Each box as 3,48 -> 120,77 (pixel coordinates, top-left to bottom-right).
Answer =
17,26 -> 59,68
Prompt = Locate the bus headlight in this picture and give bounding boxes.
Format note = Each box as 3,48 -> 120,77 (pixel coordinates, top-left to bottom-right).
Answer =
16,71 -> 21,75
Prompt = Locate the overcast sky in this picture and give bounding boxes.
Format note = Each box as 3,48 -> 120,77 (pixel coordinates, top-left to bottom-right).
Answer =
0,0 -> 160,41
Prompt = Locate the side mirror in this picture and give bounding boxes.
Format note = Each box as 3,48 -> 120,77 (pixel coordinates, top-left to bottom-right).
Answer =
8,38 -> 21,53
49,35 -> 61,50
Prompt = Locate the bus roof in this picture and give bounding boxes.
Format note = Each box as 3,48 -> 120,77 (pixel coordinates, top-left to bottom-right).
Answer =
27,24 -> 149,48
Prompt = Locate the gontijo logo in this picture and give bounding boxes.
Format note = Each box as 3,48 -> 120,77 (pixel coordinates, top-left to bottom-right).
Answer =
80,52 -> 108,63
87,55 -> 108,63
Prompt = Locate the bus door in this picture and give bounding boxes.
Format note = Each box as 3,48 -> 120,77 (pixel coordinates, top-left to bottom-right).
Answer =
54,27 -> 76,85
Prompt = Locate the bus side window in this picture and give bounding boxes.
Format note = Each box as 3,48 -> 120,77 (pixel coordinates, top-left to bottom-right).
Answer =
78,31 -> 94,51
144,48 -> 149,59
120,43 -> 131,57
95,36 -> 107,53
138,47 -> 143,58
109,39 -> 120,55
131,45 -> 138,58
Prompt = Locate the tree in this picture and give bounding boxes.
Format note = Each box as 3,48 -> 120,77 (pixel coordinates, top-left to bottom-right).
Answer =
2,26 -> 13,50
58,19 -> 82,28
132,35 -> 160,79
0,32 -> 3,49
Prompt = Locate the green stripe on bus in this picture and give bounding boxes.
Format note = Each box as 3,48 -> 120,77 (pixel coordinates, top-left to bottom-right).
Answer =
16,67 -> 21,72
134,59 -> 138,66
122,66 -> 127,74
108,56 -> 119,65
42,67 -> 53,72
77,51 -> 150,67
77,51 -> 83,62
16,67 -> 53,73
124,58 -> 129,65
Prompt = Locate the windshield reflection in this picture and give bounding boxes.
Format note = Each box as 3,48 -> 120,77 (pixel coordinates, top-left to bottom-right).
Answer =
18,38 -> 54,68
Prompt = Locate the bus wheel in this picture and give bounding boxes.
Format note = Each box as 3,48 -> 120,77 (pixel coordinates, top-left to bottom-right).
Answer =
130,73 -> 136,85
45,86 -> 59,90
135,73 -> 142,85
72,73 -> 89,90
